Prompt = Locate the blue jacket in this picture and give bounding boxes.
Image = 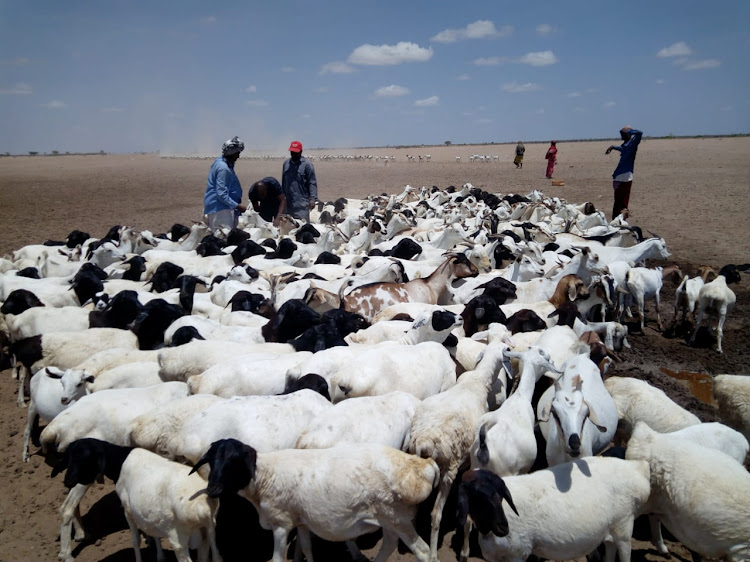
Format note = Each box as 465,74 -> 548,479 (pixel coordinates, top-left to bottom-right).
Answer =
611,129 -> 643,178
204,157 -> 242,215
282,156 -> 317,211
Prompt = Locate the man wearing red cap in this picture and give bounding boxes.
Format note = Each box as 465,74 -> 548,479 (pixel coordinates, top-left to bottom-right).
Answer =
282,140 -> 318,221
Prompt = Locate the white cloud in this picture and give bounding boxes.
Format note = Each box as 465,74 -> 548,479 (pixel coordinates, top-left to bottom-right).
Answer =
519,50 -> 558,66
0,82 -> 32,94
603,101 -> 616,108
313,86 -> 328,93
414,96 -> 439,107
281,66 -> 295,73
319,61 -> 355,75
672,57 -> 689,66
200,16 -> 216,24
246,85 -> 257,93
456,74 -> 471,81
41,100 -> 66,109
657,41 -> 692,58
568,92 -> 582,98
374,84 -> 410,98
101,106 -> 125,113
473,56 -> 509,66
247,99 -> 269,107
536,24 -> 553,36
683,58 -> 721,70
475,118 -> 493,124
502,81 -> 541,93
348,42 -> 433,65
431,20 -> 512,43
656,79 -> 665,84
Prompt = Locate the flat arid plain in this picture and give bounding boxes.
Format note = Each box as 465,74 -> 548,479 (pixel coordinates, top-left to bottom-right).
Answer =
0,137 -> 748,561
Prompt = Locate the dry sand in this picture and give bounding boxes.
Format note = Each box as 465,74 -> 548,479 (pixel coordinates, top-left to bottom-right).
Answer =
0,137 -> 748,561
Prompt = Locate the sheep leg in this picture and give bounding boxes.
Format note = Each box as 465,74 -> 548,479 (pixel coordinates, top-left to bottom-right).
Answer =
197,528 -> 210,562
655,292 -> 663,331
716,312 -> 727,353
22,399 -> 38,462
635,293 -> 645,331
648,514 -> 669,554
610,515 -> 635,562
458,520 -> 472,562
207,519 -> 223,562
17,364 -> 28,407
372,528 -> 398,562
271,527 -> 290,562
165,530 -> 192,562
58,483 -> 90,562
122,510 -> 144,562
429,467 -> 457,562
689,307 -> 704,345
388,520 -> 431,562
345,540 -> 366,561
294,526 -> 314,562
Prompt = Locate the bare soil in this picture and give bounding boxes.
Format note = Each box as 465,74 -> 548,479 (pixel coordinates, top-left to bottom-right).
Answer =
0,137 -> 748,561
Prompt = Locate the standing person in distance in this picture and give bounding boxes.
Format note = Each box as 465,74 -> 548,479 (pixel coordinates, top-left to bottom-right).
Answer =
282,140 -> 318,222
545,140 -> 557,179
514,141 -> 525,169
606,126 -> 643,220
248,176 -> 286,226
203,136 -> 246,231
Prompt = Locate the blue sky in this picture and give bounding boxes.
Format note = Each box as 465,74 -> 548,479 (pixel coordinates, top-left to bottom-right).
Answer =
1,1 -> 748,154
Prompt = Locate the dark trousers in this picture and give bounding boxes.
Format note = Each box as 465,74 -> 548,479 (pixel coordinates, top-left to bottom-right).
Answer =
612,180 -> 632,219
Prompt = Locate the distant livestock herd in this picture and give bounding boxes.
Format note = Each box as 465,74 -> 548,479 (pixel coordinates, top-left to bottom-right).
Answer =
1,183 -> 748,562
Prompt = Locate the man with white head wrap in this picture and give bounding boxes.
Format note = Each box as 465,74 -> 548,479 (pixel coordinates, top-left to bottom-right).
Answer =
203,136 -> 247,231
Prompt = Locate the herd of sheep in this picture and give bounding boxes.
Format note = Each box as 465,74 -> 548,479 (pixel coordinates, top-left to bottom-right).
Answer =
1,182 -> 748,562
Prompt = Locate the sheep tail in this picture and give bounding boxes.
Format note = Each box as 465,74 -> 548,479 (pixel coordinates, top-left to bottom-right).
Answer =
476,423 -> 490,466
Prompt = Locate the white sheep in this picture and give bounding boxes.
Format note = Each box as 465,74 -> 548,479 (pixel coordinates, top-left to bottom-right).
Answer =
331,341 -> 456,401
87,361 -> 162,392
458,457 -> 651,562
620,265 -> 682,331
157,340 -> 294,382
625,421 -> 750,561
713,374 -> 750,441
689,264 -> 741,353
163,315 -> 265,345
470,347 -> 561,477
193,439 -> 438,562
537,354 -> 618,466
155,390 -> 331,464
344,309 -> 462,345
22,367 -> 91,462
408,343 -> 509,561
40,382 -> 189,453
116,448 -> 222,562
6,306 -> 91,340
604,376 -> 700,444
129,394 -> 224,459
13,328 -> 139,407
295,391 -> 420,451
187,352 -> 312,397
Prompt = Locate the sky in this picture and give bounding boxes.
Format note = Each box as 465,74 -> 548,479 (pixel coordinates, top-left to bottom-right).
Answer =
1,1 -> 749,154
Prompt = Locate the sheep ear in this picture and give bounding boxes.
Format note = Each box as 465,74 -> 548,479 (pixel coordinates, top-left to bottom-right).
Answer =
567,282 -> 577,301
412,316 -> 428,329
495,476 -> 519,517
547,309 -> 559,318
538,404 -> 551,423
50,449 -> 70,478
85,375 -> 95,384
45,367 -> 64,379
585,401 -> 608,433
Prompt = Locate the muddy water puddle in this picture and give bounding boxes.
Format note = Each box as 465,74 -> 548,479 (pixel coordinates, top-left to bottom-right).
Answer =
660,367 -> 717,405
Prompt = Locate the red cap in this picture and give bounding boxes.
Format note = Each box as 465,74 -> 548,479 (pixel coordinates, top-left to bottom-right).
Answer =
289,140 -> 303,152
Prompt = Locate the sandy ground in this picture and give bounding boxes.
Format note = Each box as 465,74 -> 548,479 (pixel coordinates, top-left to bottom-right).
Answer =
0,137 -> 748,561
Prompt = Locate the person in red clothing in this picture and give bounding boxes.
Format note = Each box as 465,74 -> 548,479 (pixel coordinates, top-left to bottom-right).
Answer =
545,141 -> 557,179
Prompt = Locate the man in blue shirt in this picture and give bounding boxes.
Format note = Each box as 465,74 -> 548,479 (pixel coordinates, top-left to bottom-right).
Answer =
282,140 -> 318,222
606,126 -> 643,220
203,136 -> 247,231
